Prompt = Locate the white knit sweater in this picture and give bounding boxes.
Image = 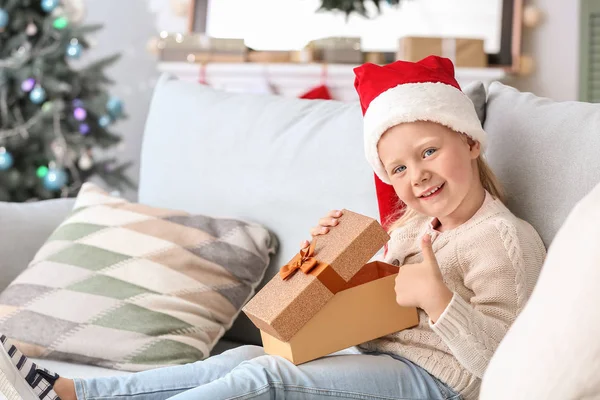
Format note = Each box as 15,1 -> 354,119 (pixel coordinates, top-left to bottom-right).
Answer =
358,193 -> 546,399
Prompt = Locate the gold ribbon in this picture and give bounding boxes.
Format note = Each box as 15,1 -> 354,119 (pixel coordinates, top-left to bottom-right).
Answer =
279,240 -> 319,280
279,239 -> 349,294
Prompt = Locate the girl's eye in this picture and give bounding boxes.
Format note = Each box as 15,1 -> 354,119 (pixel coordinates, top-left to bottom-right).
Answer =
424,148 -> 437,158
392,165 -> 406,174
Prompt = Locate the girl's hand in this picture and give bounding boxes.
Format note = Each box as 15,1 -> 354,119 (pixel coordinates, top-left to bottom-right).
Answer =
300,210 -> 343,249
394,234 -> 454,323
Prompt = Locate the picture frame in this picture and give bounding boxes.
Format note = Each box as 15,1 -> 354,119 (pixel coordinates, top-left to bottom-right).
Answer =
187,0 -> 208,34
491,0 -> 523,71
188,0 -> 522,70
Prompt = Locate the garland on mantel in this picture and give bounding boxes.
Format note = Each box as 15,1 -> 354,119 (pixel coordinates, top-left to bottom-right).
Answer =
318,0 -> 408,18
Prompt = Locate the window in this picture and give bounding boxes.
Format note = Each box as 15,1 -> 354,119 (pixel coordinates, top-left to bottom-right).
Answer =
206,0 -> 503,53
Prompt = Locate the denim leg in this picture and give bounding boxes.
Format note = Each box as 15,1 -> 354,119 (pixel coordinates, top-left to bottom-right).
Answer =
73,345 -> 266,400
167,351 -> 460,400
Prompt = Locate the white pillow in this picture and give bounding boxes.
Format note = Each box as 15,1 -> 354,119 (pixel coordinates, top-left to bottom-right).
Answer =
480,181 -> 600,399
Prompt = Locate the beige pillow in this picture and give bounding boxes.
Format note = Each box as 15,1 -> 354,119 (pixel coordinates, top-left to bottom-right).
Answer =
481,181 -> 600,399
0,183 -> 277,371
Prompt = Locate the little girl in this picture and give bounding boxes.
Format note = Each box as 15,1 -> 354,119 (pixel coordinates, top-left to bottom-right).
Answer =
0,56 -> 545,400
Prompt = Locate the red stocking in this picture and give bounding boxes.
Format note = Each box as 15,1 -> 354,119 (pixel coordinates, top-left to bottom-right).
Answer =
198,63 -> 208,85
299,64 -> 333,100
299,84 -> 333,100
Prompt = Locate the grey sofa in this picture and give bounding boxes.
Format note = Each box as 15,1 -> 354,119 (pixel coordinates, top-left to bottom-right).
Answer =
1,74 -> 599,383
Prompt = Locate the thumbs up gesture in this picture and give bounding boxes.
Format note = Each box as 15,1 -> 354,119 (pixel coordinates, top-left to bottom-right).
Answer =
394,234 -> 454,323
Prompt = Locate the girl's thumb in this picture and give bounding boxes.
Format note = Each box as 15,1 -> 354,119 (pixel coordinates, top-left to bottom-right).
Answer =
421,234 -> 437,263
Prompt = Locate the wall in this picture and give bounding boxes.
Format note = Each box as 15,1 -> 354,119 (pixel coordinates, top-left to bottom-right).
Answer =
79,0 -> 157,200
510,0 -> 580,101
80,0 -> 193,200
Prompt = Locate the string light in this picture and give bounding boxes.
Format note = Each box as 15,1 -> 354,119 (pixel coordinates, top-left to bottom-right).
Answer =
53,16 -> 68,29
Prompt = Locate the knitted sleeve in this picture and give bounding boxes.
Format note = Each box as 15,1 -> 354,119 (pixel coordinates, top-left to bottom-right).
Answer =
429,219 -> 543,379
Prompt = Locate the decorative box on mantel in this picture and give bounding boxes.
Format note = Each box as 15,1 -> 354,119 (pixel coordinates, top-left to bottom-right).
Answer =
157,62 -> 507,102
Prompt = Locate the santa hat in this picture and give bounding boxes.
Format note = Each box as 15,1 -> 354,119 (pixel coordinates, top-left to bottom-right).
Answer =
353,55 -> 486,185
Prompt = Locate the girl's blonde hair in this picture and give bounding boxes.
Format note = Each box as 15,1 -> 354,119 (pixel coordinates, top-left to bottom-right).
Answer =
385,155 -> 505,233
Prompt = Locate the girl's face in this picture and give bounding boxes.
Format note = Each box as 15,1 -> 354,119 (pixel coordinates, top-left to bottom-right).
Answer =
377,121 -> 483,228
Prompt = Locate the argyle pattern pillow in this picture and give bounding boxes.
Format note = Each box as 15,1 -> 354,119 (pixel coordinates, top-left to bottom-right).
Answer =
0,183 -> 277,371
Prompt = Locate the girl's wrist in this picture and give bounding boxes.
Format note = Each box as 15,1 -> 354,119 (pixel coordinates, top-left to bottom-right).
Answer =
423,283 -> 454,324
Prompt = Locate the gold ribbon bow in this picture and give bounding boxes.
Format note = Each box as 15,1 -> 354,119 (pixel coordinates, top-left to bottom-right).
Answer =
279,240 -> 319,280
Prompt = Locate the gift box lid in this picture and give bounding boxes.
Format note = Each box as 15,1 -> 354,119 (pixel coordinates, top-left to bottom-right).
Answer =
243,209 -> 390,342
304,209 -> 389,281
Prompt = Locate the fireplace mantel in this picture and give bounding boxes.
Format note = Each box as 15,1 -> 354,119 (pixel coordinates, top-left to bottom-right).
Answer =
158,62 -> 507,102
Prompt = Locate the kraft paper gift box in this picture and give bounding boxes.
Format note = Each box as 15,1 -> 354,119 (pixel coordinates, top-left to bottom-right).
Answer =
247,50 -> 292,63
158,33 -> 247,63
242,209 -> 419,365
397,36 -> 487,68
291,37 -> 363,64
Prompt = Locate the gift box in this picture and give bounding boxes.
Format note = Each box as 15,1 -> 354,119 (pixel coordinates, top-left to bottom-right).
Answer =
158,33 -> 246,63
242,209 -> 419,365
292,37 -> 363,64
321,48 -> 364,64
162,52 -> 245,63
290,49 -> 314,63
247,50 -> 292,63
397,36 -> 487,68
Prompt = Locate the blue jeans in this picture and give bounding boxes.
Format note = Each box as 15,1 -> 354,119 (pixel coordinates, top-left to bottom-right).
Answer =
73,345 -> 460,400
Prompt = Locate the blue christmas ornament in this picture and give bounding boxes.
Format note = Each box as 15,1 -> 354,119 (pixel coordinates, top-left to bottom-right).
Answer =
0,150 -> 14,170
41,0 -> 60,13
30,86 -> 47,104
98,115 -> 112,127
43,167 -> 68,191
0,9 -> 9,29
106,96 -> 123,118
66,43 -> 82,59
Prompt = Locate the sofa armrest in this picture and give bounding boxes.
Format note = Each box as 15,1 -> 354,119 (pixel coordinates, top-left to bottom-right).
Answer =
0,198 -> 75,291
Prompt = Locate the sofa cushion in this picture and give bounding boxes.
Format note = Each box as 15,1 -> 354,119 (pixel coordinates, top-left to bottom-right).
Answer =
480,181 -> 600,399
483,82 -> 600,247
0,198 -> 76,292
138,74 -> 487,345
139,74 -> 380,344
0,183 -> 276,371
29,357 -> 131,379
463,81 -> 487,125
30,338 -> 246,379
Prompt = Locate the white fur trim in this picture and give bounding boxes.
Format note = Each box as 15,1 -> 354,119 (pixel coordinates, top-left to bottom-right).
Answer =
363,81 -> 486,184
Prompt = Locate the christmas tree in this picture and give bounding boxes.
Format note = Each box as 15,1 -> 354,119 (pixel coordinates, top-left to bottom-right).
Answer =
319,0 -> 407,18
0,0 -> 132,202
